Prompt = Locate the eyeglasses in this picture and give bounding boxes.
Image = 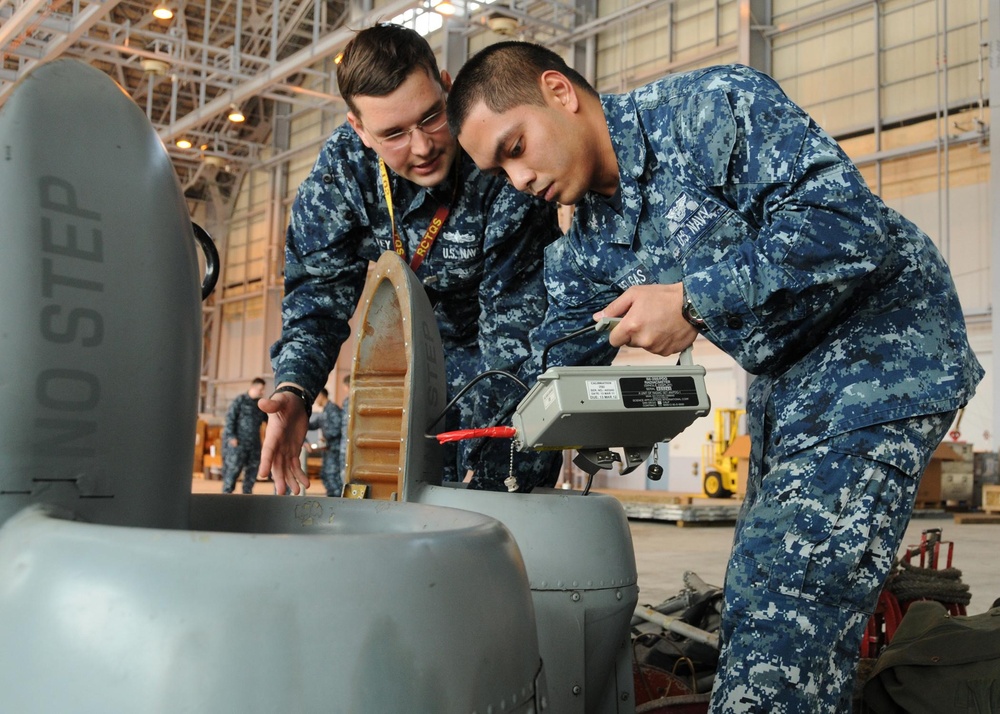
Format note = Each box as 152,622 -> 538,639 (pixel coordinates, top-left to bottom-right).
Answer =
369,108 -> 449,151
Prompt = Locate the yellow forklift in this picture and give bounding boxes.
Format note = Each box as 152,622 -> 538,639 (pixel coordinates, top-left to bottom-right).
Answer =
701,408 -> 746,498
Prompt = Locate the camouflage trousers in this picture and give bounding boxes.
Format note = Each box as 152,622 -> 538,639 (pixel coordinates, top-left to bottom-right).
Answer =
709,406 -> 955,713
222,445 -> 262,494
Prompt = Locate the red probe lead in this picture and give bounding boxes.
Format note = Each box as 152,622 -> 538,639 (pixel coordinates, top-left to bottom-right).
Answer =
435,426 -> 517,444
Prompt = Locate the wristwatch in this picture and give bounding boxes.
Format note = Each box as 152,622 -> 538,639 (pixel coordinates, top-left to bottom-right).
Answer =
272,384 -> 311,416
681,285 -> 707,330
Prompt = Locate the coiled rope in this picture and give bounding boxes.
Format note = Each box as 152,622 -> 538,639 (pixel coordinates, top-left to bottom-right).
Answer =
886,559 -> 971,606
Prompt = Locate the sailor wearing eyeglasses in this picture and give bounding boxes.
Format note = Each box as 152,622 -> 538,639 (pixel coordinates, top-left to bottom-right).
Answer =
260,23 -> 569,496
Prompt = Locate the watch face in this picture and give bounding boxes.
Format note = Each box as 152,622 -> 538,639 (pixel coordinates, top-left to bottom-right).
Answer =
683,298 -> 705,328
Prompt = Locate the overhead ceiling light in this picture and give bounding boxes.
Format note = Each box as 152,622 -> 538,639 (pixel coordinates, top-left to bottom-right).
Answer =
175,138 -> 192,149
435,1 -> 457,15
487,13 -> 518,35
141,58 -> 170,76
227,104 -> 245,123
152,4 -> 174,20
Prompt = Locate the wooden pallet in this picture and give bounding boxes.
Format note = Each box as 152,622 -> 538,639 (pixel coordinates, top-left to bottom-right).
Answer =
595,489 -> 741,525
952,511 -> 1000,525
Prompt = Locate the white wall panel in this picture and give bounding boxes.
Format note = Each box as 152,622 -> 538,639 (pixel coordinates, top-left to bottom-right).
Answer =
595,0 -> 739,91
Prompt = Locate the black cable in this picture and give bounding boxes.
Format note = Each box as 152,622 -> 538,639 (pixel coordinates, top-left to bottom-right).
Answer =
424,369 -> 530,437
541,322 -> 601,373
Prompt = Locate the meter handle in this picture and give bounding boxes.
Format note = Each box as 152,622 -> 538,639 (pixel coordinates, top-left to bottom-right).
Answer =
541,319 -> 617,373
593,316 -> 622,332
598,317 -> 695,366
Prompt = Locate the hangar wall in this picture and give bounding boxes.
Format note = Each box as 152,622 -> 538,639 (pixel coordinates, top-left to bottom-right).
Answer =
204,0 -> 995,489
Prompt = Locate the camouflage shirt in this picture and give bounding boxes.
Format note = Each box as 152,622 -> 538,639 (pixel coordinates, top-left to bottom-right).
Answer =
271,122 -> 559,419
223,392 -> 267,448
532,64 -> 983,460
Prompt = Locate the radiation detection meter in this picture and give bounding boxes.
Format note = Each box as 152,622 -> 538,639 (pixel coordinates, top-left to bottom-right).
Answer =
511,320 -> 711,476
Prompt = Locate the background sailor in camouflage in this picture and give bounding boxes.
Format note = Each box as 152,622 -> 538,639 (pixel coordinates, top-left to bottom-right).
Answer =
222,377 -> 269,494
448,43 -> 983,713
257,25 -> 563,495
309,389 -> 344,496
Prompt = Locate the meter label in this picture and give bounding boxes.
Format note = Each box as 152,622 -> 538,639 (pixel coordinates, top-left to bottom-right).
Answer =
585,380 -> 620,400
542,385 -> 557,410
620,376 -> 700,408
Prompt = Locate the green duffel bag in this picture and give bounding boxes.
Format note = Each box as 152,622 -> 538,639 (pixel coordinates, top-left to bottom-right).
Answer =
864,600 -> 1000,713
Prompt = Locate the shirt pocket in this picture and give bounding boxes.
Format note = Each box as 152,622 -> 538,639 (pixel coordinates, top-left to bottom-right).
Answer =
543,234 -> 650,311
649,192 -> 754,276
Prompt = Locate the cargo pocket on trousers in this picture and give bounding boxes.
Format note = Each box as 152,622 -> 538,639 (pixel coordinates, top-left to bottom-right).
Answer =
766,439 -> 914,613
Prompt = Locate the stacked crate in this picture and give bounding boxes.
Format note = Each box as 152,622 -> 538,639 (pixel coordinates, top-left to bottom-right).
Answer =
940,441 -> 974,506
976,451 -> 1000,513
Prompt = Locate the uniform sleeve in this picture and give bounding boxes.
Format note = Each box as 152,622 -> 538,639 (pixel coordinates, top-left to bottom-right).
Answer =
678,67 -> 890,374
269,141 -> 373,400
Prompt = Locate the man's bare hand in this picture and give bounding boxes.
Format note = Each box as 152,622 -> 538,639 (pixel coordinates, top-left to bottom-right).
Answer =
594,283 -> 698,357
257,391 -> 309,495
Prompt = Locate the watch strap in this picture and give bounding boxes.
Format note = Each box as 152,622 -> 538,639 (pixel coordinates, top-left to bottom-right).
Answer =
272,385 -> 311,416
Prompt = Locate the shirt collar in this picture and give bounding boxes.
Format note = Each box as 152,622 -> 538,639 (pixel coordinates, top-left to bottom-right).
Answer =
601,92 -> 647,183
391,151 -> 463,215
584,92 -> 646,246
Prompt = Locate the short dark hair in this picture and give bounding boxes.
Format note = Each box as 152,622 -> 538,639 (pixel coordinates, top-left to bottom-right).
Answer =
251,377 -> 266,387
448,41 -> 598,136
336,23 -> 444,116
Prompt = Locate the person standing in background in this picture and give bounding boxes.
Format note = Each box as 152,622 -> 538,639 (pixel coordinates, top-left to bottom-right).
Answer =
222,378 -> 269,494
310,388 -> 345,497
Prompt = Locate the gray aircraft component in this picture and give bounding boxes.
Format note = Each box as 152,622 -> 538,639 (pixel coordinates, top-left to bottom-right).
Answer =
0,58 -> 201,529
415,484 -> 639,714
0,61 -> 549,714
0,500 -> 545,714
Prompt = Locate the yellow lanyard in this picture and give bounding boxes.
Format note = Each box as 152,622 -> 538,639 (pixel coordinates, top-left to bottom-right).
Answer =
378,157 -> 454,271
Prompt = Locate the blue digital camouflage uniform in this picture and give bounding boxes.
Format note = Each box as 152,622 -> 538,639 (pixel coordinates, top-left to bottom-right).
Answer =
270,123 -> 563,490
222,392 -> 269,494
527,65 -> 984,712
317,399 -> 344,496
